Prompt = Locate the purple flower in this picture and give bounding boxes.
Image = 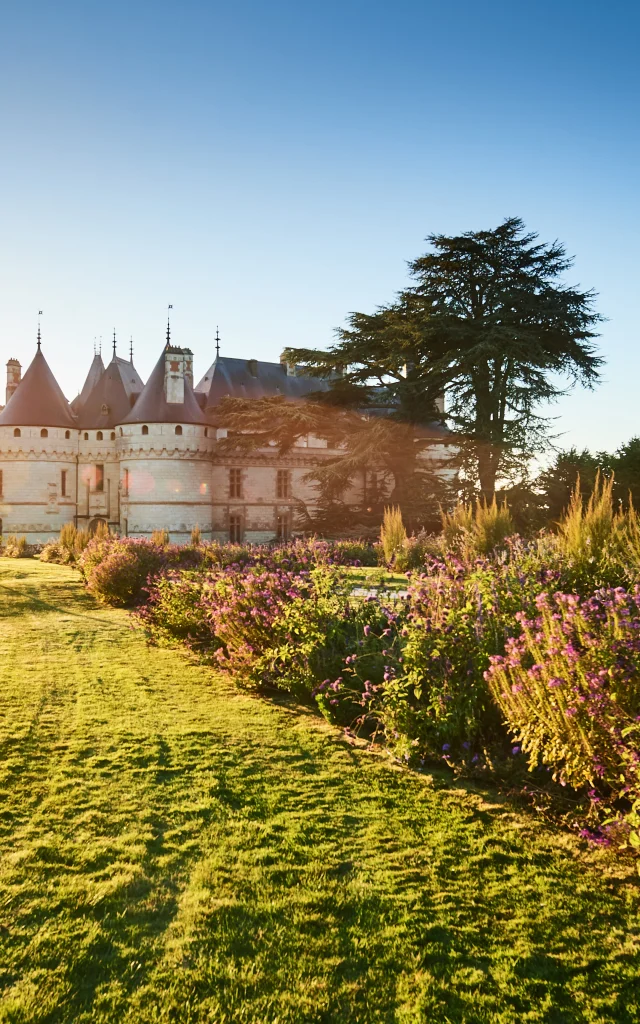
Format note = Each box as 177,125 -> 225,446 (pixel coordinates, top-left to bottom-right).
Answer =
511,746 -> 521,756
363,625 -> 371,636
442,743 -> 450,752
548,677 -> 564,689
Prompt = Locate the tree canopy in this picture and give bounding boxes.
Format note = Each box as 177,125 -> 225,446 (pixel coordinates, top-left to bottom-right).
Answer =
285,217 -> 603,500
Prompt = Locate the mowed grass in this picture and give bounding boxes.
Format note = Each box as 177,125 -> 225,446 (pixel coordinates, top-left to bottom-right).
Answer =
0,560 -> 639,1024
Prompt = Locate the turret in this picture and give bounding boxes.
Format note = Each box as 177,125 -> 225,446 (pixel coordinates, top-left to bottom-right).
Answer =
164,346 -> 193,404
6,359 -> 21,405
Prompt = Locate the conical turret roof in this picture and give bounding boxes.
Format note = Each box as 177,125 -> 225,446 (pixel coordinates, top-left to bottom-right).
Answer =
71,352 -> 105,413
123,347 -> 206,425
78,355 -> 143,429
0,347 -> 76,429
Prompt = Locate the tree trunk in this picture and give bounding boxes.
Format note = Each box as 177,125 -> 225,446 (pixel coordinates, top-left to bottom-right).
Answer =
477,443 -> 498,504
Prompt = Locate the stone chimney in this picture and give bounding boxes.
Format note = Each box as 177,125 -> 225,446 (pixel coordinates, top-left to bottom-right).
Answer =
6,359 -> 21,405
280,352 -> 296,377
164,347 -> 193,404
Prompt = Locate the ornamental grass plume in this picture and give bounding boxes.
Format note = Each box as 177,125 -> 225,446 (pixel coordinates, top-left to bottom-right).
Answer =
380,506 -> 407,565
441,497 -> 514,558
554,471 -> 640,588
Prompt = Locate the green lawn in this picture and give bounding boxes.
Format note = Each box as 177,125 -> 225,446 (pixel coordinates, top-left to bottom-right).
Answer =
0,559 -> 639,1024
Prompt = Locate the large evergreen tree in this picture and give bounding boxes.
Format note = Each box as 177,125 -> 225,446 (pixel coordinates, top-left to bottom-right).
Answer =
285,217 -> 603,500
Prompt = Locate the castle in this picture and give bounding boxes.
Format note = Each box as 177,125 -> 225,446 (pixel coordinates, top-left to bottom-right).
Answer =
0,326 -> 452,543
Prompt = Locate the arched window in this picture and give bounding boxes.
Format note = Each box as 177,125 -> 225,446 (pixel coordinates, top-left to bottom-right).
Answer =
84,432 -> 89,441
175,425 -> 183,436
40,428 -> 48,438
142,425 -> 149,435
65,430 -> 70,440
204,427 -> 208,437
96,431 -> 103,441
13,428 -> 20,438
110,432 -> 116,441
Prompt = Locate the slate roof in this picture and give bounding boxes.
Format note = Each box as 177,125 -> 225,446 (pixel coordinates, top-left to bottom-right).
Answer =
71,352 -> 105,413
123,348 -> 207,425
78,356 -> 143,429
195,356 -> 330,411
0,347 -> 77,429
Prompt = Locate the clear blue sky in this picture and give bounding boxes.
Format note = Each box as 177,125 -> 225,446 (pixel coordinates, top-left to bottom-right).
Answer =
1,0 -> 637,453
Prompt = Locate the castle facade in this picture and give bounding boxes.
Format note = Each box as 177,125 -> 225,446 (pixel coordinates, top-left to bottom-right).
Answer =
0,329 -> 452,543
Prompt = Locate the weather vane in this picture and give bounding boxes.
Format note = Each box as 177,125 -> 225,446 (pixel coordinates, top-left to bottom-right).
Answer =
37,311 -> 42,349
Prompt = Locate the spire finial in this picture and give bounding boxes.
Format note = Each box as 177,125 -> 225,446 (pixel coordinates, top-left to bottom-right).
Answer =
129,335 -> 134,363
37,310 -> 42,350
215,325 -> 220,359
112,329 -> 117,358
166,304 -> 173,347
93,337 -> 97,356
99,336 -> 102,356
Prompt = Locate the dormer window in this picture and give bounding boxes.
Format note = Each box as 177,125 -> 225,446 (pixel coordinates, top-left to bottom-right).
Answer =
142,425 -> 149,435
175,425 -> 183,436
13,428 -> 20,438
40,428 -> 48,438
101,403 -> 109,416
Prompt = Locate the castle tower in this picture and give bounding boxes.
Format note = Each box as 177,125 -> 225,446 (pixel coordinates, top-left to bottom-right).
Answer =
116,342 -> 212,542
0,342 -> 77,542
6,359 -> 21,405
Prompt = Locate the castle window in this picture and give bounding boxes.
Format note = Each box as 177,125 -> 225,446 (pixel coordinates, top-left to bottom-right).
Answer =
142,425 -> 149,435
40,428 -> 48,438
13,428 -> 20,438
175,425 -> 183,436
95,464 -> 104,493
122,469 -> 130,496
84,432 -> 89,441
229,512 -> 243,544
65,430 -> 70,440
110,432 -> 116,441
0,470 -> 3,497
119,428 -> 123,437
61,470 -> 67,497
97,431 -> 103,441
276,469 -> 291,499
204,427 -> 209,437
276,511 -> 292,542
229,468 -> 242,499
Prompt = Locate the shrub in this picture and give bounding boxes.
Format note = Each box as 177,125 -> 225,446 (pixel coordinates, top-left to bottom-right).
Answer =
380,506 -> 407,565
485,587 -> 640,848
83,539 -> 169,607
324,540 -> 561,763
190,524 -> 202,546
40,541 -> 66,563
139,570 -> 212,647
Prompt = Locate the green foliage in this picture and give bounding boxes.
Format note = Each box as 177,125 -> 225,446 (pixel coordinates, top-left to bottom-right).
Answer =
380,506 -> 407,564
